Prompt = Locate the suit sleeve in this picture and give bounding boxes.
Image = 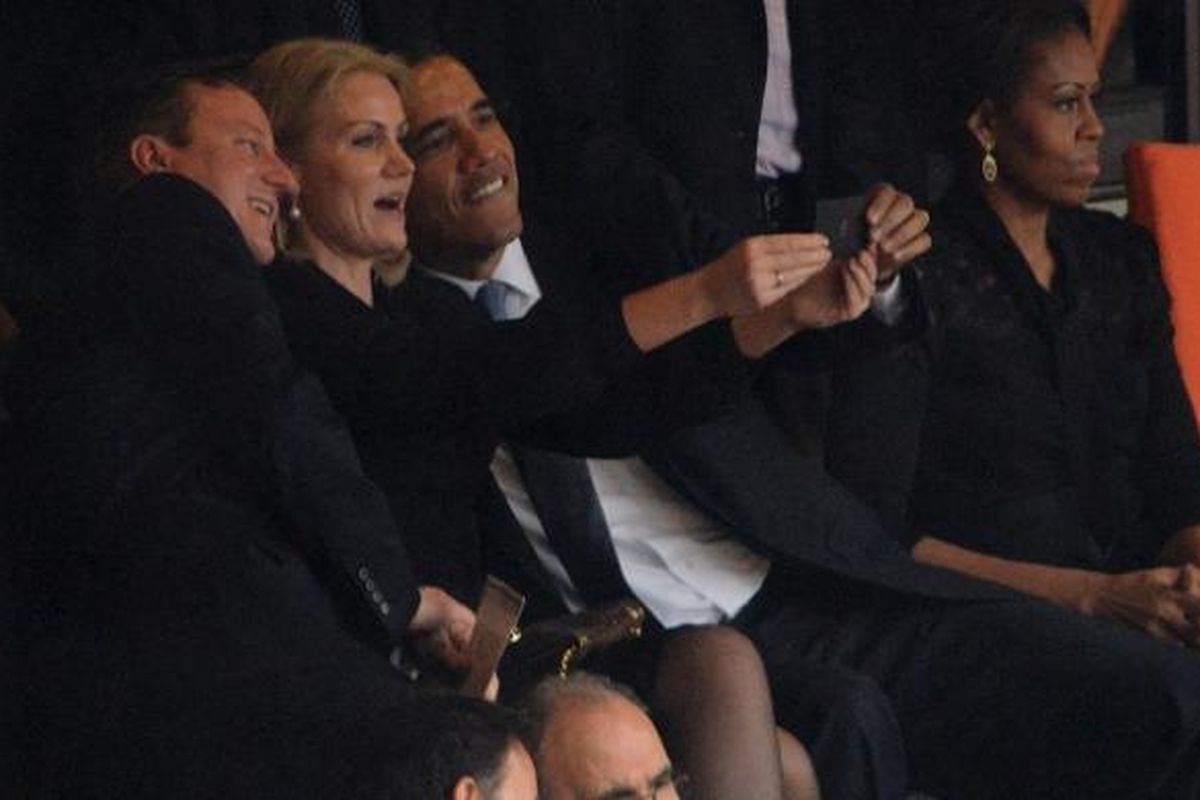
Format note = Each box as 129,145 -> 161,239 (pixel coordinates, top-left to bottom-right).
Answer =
113,175 -> 419,646
273,271 -> 647,439
507,318 -> 755,456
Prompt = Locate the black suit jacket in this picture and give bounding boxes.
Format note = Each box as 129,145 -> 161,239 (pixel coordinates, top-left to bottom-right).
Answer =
6,175 -> 419,651
266,216 -> 696,615
472,222 -> 1008,606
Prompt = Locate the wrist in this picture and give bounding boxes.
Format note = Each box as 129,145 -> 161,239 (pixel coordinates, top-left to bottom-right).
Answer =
691,263 -> 725,323
875,271 -> 899,290
1059,569 -> 1106,615
732,302 -> 796,358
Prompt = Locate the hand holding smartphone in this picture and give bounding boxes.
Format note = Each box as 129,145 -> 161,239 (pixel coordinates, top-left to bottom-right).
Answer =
814,193 -> 870,259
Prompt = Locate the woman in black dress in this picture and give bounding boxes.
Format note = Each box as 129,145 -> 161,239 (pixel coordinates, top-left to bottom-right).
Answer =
833,0 -> 1200,650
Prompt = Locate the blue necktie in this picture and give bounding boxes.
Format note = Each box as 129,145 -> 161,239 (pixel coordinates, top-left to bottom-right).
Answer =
474,278 -> 633,604
474,279 -> 512,322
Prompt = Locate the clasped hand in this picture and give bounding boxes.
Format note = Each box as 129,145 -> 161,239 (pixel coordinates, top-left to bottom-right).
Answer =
1082,564 -> 1200,649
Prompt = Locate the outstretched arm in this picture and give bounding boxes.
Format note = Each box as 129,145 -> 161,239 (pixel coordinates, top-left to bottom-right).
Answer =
622,233 -> 831,352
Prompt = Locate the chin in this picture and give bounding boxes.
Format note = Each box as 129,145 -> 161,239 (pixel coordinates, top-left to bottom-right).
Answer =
249,240 -> 277,265
1054,187 -> 1093,208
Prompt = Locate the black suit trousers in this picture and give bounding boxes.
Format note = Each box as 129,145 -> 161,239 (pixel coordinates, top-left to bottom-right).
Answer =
736,569 -> 1200,799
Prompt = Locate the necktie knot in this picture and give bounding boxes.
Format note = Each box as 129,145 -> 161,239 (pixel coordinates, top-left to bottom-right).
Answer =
475,280 -> 513,321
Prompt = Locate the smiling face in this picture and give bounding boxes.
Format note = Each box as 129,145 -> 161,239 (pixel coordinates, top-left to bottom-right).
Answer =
401,56 -> 522,279
292,70 -> 414,264
155,84 -> 297,264
972,29 -> 1104,210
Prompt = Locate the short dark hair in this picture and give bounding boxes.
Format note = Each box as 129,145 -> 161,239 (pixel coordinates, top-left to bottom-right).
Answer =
88,59 -> 248,201
920,0 -> 1091,155
329,695 -> 530,800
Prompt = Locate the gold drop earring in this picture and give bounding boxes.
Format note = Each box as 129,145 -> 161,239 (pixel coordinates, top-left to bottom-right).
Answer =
981,141 -> 998,184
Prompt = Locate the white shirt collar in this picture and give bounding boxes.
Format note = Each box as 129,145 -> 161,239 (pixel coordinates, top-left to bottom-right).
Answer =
419,239 -> 542,319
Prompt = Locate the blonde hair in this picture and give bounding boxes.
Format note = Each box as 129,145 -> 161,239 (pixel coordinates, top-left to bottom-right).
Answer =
247,38 -> 409,254
248,37 -> 408,161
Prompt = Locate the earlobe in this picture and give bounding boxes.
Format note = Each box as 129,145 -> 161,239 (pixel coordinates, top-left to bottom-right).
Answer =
450,775 -> 484,800
129,134 -> 172,176
965,101 -> 996,151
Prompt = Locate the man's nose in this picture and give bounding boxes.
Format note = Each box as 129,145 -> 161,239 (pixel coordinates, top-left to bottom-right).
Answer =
459,127 -> 496,170
263,150 -> 299,195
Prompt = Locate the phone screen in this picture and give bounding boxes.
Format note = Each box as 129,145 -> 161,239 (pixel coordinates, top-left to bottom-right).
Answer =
814,194 -> 870,259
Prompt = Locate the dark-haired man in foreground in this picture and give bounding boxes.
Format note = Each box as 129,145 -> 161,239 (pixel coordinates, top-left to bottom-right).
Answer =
331,695 -> 536,800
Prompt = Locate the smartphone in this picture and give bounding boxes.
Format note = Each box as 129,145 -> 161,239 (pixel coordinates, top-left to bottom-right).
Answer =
460,575 -> 526,698
814,194 -> 870,259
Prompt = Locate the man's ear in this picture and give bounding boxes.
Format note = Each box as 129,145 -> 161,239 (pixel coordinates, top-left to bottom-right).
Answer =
129,134 -> 174,176
965,100 -> 997,152
450,775 -> 485,800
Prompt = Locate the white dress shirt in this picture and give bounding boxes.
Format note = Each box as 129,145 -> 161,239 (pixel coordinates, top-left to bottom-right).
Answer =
756,0 -> 803,179
425,242 -> 771,627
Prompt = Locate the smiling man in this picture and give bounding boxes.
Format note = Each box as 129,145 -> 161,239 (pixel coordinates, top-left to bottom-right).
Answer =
402,56 -> 523,281
397,50 -> 1200,800
126,80 -> 295,263
7,61 -> 477,797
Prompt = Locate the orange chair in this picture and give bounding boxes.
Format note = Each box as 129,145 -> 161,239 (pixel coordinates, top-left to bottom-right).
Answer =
1125,141 -> 1200,424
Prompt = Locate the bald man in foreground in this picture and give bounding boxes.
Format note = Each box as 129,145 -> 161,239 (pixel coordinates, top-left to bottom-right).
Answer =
524,672 -> 819,800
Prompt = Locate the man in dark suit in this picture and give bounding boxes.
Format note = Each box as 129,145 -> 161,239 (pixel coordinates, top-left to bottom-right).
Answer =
506,0 -> 923,274
399,54 -> 1200,799
6,63 -> 476,797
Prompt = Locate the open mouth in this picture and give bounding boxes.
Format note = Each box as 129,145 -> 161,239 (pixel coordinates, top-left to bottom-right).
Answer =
248,197 -> 276,219
374,194 -> 405,211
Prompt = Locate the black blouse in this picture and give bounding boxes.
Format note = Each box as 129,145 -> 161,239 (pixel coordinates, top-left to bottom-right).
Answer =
265,258 -> 647,602
851,187 -> 1200,570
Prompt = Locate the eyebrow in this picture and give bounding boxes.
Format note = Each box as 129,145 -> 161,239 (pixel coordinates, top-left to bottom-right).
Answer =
593,765 -> 675,800
409,116 -> 449,146
408,96 -> 495,145
339,119 -> 409,135
229,121 -> 268,137
648,765 -> 675,788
